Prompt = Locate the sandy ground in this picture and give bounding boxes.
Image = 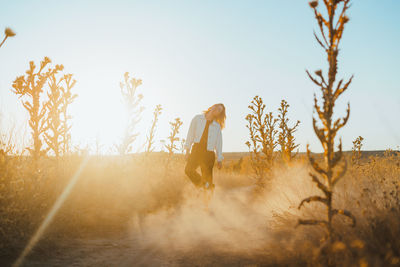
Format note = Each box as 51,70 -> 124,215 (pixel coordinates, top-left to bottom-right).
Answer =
2,174 -> 306,267
9,234 -> 273,267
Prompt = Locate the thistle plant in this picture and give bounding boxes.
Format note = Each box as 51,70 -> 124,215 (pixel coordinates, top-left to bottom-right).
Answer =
116,72 -> 144,155
44,73 -> 77,158
0,27 -> 16,48
145,104 -> 162,153
351,136 -> 364,165
11,57 -> 64,161
164,118 -> 183,174
277,99 -> 300,164
298,0 -> 355,241
245,96 -> 278,187
165,118 -> 183,156
44,73 -> 63,158
60,74 -> 77,155
245,115 -> 266,185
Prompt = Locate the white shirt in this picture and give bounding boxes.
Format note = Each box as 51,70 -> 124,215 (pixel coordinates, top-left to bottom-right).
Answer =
184,114 -> 224,162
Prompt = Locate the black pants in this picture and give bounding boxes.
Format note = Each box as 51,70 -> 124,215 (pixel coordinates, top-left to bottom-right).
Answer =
185,143 -> 215,188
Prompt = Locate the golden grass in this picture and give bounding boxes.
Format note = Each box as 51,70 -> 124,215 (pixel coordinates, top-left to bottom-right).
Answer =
0,152 -> 399,266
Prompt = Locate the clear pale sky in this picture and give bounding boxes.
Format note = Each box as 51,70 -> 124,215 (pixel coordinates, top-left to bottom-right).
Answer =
0,0 -> 399,153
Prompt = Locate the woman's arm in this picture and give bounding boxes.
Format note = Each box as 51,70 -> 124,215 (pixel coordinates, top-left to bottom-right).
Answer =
216,127 -> 224,162
184,115 -> 197,151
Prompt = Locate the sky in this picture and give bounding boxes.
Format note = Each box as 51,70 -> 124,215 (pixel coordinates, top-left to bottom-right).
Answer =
0,0 -> 399,153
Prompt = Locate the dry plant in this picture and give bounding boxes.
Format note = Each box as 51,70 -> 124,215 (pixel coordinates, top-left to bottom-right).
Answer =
145,104 -> 162,153
179,138 -> 186,154
164,118 -> 183,174
116,72 -> 144,155
351,136 -> 364,165
11,57 -> 64,161
165,117 -> 183,156
44,73 -> 63,158
0,27 -> 16,48
245,95 -> 277,187
298,0 -> 355,244
60,74 -> 77,155
277,99 -> 300,164
245,116 -> 266,185
44,73 -> 77,158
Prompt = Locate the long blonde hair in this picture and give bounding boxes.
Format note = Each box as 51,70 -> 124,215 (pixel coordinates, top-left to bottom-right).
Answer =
203,103 -> 226,129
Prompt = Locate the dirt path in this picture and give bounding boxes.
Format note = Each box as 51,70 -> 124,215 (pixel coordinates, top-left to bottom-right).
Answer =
8,185 -> 284,266
18,234 -> 273,267
20,236 -> 163,267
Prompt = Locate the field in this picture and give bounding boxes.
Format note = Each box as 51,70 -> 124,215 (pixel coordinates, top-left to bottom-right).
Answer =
2,0 -> 400,266
1,151 -> 400,266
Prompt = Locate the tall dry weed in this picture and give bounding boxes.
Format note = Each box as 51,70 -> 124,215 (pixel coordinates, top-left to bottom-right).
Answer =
145,104 -> 162,153
298,0 -> 355,255
245,95 -> 277,188
163,117 -> 181,166
44,73 -> 63,158
351,136 -> 364,165
277,99 -> 300,164
11,57 -> 64,162
165,117 -> 183,157
59,74 -> 77,155
116,72 -> 144,155
44,73 -> 76,158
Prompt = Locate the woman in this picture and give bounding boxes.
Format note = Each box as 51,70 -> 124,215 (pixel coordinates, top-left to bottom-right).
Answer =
184,103 -> 226,190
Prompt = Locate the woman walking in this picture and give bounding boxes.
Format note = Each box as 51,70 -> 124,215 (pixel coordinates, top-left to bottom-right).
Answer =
184,103 -> 226,190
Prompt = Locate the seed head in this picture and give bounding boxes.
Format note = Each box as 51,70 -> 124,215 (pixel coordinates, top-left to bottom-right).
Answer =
309,1 -> 318,8
43,57 -> 51,64
5,27 -> 16,37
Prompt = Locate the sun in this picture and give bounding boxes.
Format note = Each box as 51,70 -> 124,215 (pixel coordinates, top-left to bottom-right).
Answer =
70,89 -> 128,153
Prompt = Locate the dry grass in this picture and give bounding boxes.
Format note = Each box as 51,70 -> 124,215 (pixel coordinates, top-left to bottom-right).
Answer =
0,152 -> 399,266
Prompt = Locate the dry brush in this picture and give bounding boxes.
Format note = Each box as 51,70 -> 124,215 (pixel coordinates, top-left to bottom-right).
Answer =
145,104 -> 162,153
246,96 -> 300,187
116,72 -> 144,155
298,0 -> 355,245
277,99 -> 300,164
11,57 -> 64,162
44,73 -> 77,158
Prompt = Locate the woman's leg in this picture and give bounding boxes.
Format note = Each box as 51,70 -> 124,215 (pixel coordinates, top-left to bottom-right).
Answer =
184,145 -> 202,187
200,151 -> 215,188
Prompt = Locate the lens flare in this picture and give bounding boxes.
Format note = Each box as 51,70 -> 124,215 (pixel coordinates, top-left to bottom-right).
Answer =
12,156 -> 90,267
